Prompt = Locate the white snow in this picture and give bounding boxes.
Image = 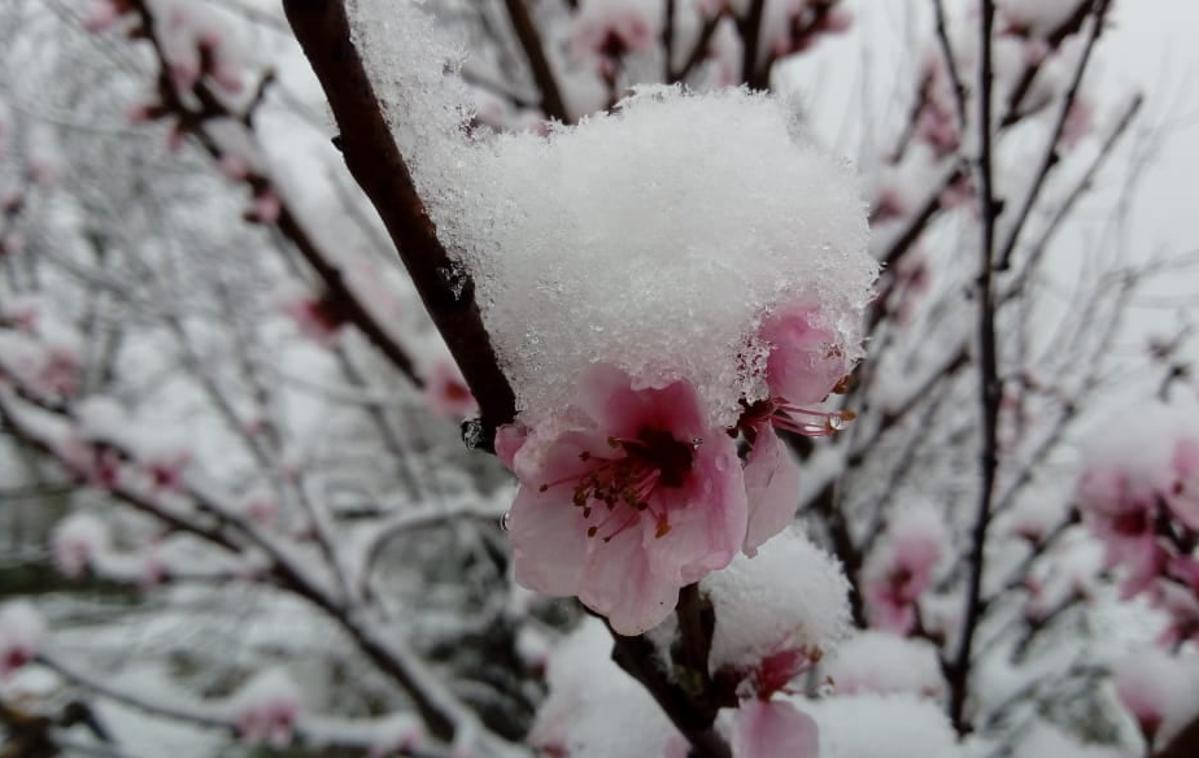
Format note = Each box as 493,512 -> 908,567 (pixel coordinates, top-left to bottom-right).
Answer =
823,631 -> 945,698
348,0 -> 876,427
804,694 -> 961,758
529,618 -> 680,758
702,528 -> 851,673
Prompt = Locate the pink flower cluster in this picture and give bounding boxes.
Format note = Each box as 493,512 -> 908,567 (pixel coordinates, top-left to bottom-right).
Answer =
498,302 -> 853,635
1077,416 -> 1199,646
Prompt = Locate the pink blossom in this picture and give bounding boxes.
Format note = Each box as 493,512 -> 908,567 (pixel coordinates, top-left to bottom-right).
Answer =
1114,651 -> 1170,745
247,187 -> 282,224
571,0 -> 657,74
83,0 -> 122,33
144,450 -> 191,492
218,154 -> 252,182
424,359 -> 478,420
502,364 -> 747,635
51,513 -> 110,578
1077,467 -> 1166,595
732,699 -> 819,758
237,698 -> 299,747
234,671 -> 301,748
757,303 -> 854,437
283,295 -> 347,345
863,507 -> 946,634
0,602 -> 45,680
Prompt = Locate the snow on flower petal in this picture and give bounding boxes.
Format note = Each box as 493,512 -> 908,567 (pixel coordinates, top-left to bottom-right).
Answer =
702,528 -> 851,691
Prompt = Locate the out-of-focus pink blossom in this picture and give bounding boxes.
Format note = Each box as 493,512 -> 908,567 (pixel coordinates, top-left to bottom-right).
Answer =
732,699 -> 819,758
424,359 -> 478,420
1077,467 -> 1166,597
51,512 -> 110,578
247,187 -> 282,224
83,0 -> 125,33
571,0 -> 658,76
0,602 -> 45,680
283,294 -> 347,345
863,506 -> 946,634
233,671 -> 302,748
501,364 -> 747,634
144,450 -> 190,492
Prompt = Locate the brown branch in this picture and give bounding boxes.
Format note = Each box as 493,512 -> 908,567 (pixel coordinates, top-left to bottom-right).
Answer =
739,0 -> 767,86
672,11 -> 726,83
996,0 -> 1113,270
282,0 -> 517,447
502,0 -> 569,122
947,0 -> 1001,733
931,0 -> 969,129
608,587 -> 734,758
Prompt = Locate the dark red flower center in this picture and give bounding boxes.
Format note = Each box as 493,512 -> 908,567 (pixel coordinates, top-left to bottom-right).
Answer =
541,427 -> 698,542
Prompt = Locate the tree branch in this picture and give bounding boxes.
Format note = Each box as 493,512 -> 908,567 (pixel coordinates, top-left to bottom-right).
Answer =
501,0 -> 570,122
947,0 -> 1001,733
282,0 -> 517,448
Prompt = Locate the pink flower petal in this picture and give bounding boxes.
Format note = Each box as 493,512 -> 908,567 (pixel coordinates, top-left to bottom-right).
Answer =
742,425 -> 801,556
733,699 -> 819,758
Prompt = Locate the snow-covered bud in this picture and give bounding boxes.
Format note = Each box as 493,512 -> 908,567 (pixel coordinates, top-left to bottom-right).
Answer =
231,669 -> 302,748
0,601 -> 45,679
702,528 -> 851,698
1114,647 -> 1199,747
51,512 -> 111,578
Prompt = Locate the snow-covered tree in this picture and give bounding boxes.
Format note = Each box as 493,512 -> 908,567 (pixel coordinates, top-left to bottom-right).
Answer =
0,0 -> 1197,756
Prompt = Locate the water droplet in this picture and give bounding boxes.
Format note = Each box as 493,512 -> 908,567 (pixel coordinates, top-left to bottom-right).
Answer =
500,512 -> 511,532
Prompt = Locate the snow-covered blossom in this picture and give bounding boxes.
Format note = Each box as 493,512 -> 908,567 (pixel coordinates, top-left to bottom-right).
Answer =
0,601 -> 45,679
423,86 -> 875,432
1076,404 -> 1199,631
862,505 -> 948,634
571,0 -> 659,75
283,294 -> 348,345
231,669 -> 302,747
702,528 -> 851,693
0,330 -> 81,401
51,512 -> 111,578
1113,647 -> 1199,748
503,364 -> 747,635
